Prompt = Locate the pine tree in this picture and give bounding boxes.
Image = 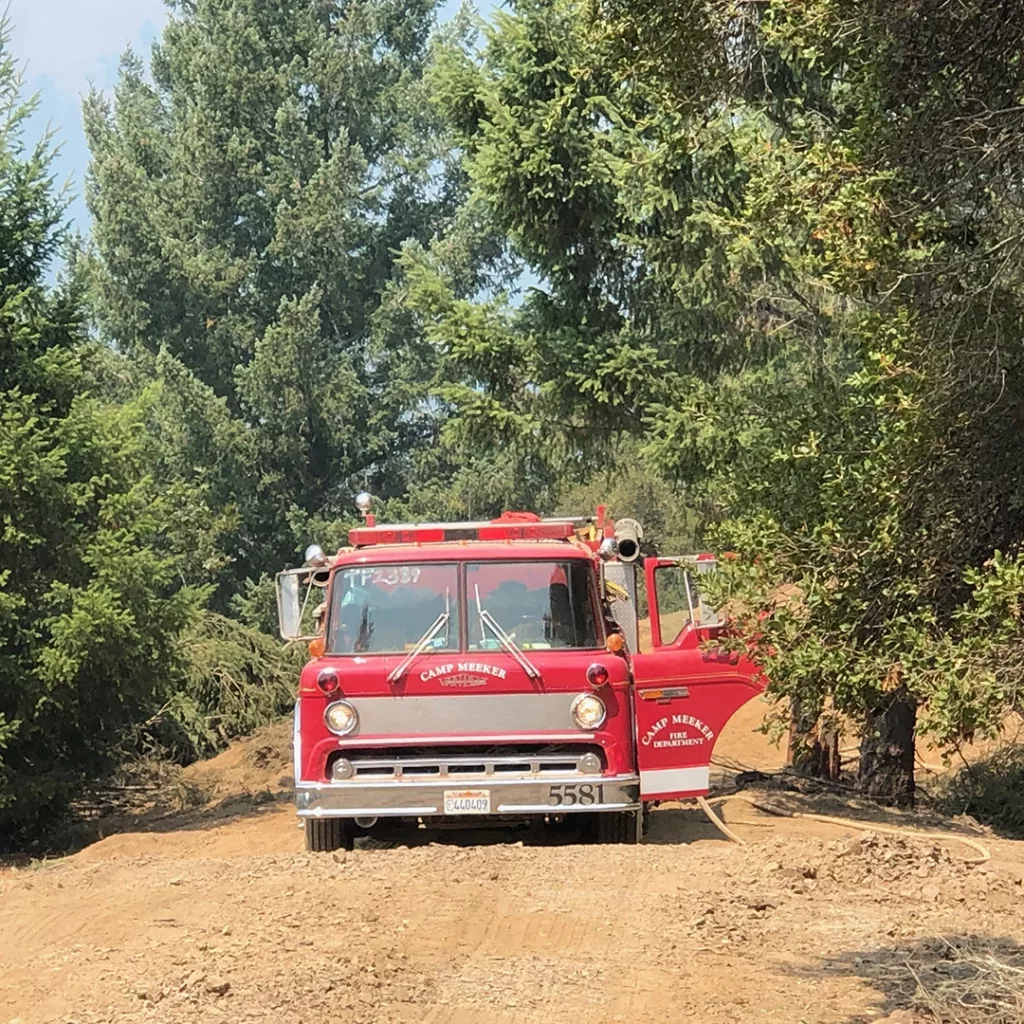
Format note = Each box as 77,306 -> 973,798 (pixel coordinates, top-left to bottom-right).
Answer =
0,20 -> 204,840
82,0 -> 457,586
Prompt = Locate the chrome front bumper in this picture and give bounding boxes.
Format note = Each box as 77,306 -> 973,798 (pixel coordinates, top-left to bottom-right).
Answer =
295,774 -> 640,818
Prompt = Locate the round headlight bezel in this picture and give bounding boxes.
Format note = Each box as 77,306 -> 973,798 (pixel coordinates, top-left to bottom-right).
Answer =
324,700 -> 359,736
571,692 -> 607,730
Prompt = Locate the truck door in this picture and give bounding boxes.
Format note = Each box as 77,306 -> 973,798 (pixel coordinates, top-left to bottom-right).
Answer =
630,557 -> 765,801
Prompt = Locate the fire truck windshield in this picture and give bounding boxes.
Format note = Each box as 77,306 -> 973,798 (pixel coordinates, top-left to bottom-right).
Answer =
327,564 -> 458,654
325,560 -> 600,654
467,561 -> 598,651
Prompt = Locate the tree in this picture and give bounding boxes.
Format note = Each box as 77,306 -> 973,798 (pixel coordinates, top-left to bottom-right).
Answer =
416,0 -> 1024,803
0,21 -> 207,841
390,0 -> 756,536
81,0 -> 460,592
594,0 -> 1024,803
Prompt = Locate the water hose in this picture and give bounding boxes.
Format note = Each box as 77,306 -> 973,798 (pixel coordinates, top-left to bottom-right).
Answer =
697,796 -> 747,846
698,792 -> 991,864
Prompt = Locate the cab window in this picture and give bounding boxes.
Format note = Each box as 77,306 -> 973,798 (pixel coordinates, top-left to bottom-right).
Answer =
652,562 -> 721,646
327,564 -> 459,654
466,561 -> 599,650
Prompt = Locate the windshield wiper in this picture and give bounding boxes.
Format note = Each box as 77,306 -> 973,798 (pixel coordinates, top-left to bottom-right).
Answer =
387,589 -> 450,684
474,584 -> 541,680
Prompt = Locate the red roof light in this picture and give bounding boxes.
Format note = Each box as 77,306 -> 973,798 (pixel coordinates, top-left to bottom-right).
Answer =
348,518 -> 581,547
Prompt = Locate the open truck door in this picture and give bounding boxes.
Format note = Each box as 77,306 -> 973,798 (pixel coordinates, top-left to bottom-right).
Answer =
630,556 -> 765,802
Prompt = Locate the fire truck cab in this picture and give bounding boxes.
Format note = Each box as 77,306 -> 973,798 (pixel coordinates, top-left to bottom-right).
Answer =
276,501 -> 765,850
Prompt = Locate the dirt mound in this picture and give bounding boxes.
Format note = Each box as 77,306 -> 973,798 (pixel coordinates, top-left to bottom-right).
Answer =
67,722 -> 297,864
824,831 -> 968,885
180,718 -> 294,801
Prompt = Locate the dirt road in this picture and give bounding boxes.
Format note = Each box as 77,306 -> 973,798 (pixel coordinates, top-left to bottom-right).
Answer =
2,704 -> 1022,1024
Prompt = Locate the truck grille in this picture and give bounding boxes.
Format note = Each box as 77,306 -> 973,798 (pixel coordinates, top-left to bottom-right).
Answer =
344,693 -> 581,736
328,744 -> 605,782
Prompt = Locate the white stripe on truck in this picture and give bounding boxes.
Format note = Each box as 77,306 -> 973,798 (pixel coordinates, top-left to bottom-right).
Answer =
639,765 -> 710,794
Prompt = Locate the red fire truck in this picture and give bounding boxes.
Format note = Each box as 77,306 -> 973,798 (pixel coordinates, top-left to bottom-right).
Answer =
276,499 -> 765,850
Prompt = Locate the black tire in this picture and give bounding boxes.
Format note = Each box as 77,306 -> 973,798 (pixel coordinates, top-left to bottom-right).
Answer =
593,810 -> 641,844
305,818 -> 354,852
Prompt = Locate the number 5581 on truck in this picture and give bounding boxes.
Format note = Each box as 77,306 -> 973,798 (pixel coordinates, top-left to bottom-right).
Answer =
276,499 -> 765,850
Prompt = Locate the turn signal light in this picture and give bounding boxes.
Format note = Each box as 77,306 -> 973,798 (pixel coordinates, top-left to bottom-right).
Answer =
586,663 -> 610,688
605,633 -> 625,654
308,637 -> 325,658
317,668 -> 339,694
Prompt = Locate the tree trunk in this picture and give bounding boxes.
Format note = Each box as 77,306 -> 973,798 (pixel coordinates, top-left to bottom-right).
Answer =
788,700 -> 842,780
858,689 -> 916,807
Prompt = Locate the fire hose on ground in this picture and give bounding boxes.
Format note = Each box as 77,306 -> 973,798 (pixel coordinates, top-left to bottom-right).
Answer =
695,794 -> 991,865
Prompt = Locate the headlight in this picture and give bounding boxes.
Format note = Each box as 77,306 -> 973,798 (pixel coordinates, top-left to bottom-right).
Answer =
324,700 -> 359,736
571,693 -> 606,730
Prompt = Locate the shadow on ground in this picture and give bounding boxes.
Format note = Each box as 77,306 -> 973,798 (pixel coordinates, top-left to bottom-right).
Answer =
67,784 -> 994,857
788,934 -> 1024,1024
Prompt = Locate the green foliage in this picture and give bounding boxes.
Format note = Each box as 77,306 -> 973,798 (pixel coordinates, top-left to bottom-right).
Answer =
145,612 -> 302,763
414,0 -> 1024,795
933,743 -> 1024,839
625,1 -> 1024,780
81,0 -> 461,590
0,17 -> 313,844
0,18 -> 211,838
0,344 -> 207,832
6,0 -> 1023,833
552,451 -> 699,555
423,0 -> 740,435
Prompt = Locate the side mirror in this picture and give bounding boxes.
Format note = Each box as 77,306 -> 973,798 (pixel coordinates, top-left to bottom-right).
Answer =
603,561 -> 639,653
275,568 -> 324,641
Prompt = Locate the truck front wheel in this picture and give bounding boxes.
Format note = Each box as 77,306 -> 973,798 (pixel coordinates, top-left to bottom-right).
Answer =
593,810 -> 641,845
305,818 -> 354,853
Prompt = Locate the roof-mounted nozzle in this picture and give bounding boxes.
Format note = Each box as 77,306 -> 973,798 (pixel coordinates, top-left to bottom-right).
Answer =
614,518 -> 643,562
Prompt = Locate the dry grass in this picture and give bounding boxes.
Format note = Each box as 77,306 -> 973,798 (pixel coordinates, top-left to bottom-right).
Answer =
904,939 -> 1024,1023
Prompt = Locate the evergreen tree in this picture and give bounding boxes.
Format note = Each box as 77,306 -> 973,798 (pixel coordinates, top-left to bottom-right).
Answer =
82,0 -> 458,589
0,23 -> 205,840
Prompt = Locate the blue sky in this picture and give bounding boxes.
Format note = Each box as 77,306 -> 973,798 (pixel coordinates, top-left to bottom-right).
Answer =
8,0 -> 168,235
7,0 -> 484,238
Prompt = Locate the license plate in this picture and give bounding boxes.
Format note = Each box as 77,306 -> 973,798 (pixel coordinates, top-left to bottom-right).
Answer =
443,789 -> 491,815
